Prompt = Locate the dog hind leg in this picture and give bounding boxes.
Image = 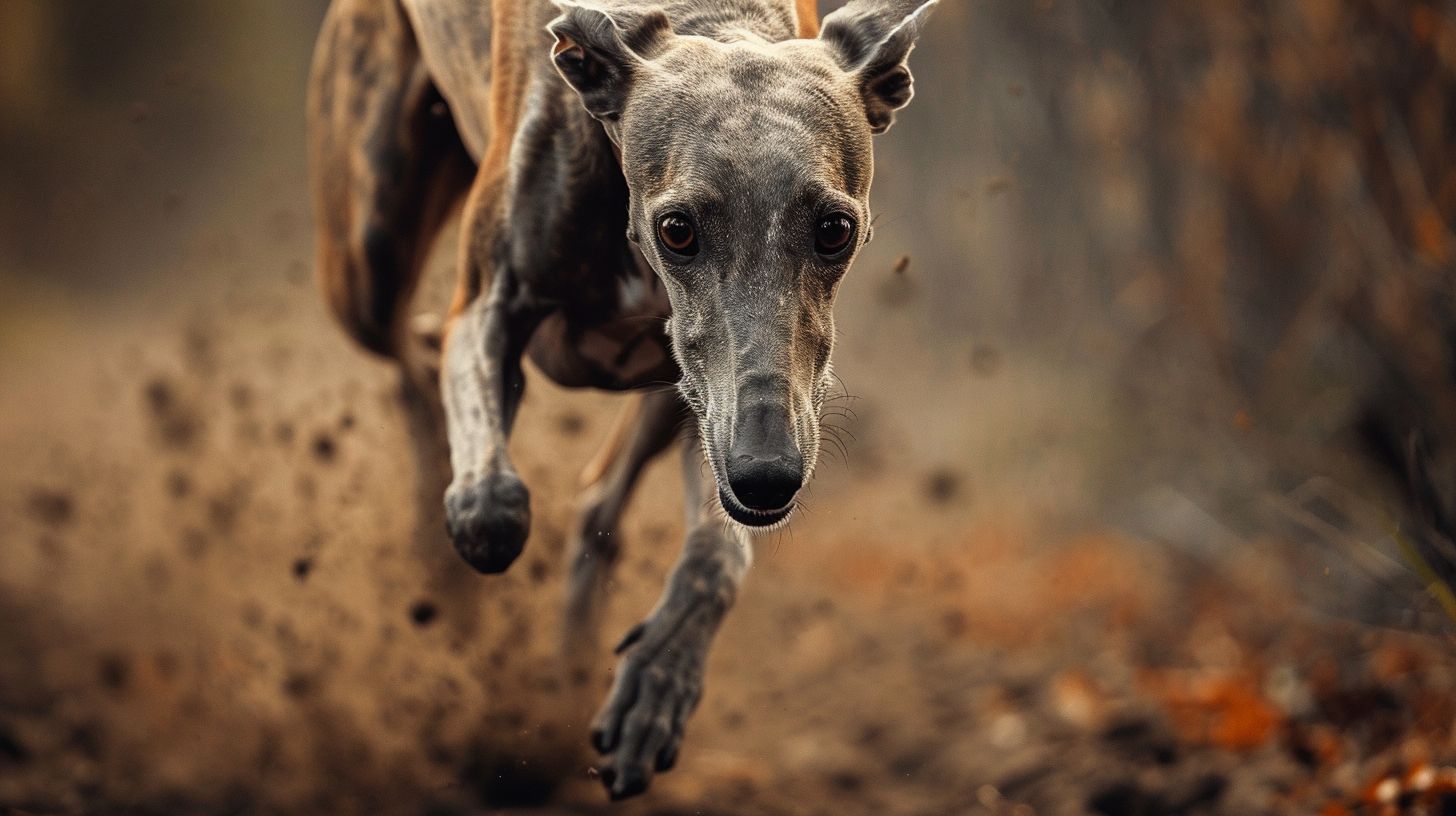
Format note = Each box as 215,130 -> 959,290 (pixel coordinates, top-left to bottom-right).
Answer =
307,0 -> 472,363
563,391 -> 687,665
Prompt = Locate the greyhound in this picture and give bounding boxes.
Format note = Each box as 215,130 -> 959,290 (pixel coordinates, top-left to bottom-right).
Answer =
308,0 -> 934,798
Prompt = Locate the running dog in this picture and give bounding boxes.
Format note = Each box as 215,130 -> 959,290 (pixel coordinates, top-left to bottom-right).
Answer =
308,0 -> 934,798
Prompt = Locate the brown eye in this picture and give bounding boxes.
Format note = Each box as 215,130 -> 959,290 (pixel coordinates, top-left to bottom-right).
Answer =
815,214 -> 855,256
657,213 -> 698,257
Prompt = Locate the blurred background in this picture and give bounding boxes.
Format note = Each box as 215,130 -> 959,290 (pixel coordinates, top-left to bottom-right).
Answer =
3,1 -> 1456,813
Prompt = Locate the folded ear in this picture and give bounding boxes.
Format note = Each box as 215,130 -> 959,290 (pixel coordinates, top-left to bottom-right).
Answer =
819,0 -> 936,133
546,1 -> 673,122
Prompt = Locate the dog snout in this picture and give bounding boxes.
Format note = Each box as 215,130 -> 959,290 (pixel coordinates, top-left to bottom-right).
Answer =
726,397 -> 803,512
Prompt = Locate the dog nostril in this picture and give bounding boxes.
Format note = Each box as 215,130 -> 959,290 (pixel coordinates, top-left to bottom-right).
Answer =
725,456 -> 803,512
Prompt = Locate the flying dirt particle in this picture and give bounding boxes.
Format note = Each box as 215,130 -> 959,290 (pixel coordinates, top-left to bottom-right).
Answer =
339,411 -> 356,431
0,725 -> 31,765
892,254 -> 911,275
311,432 -> 337,462
828,770 -> 865,792
857,722 -> 887,746
292,557 -> 313,581
528,559 -> 549,584
207,493 -> 241,533
166,469 -> 192,499
971,343 -> 1003,378
145,378 -> 175,413
410,600 -> 439,627
143,377 -> 202,448
556,411 -> 586,436
274,421 -> 296,446
922,468 -> 963,505
180,528 -> 208,559
229,383 -> 253,412
282,673 -> 315,698
68,723 -> 103,761
241,601 -> 265,629
26,489 -> 74,527
941,608 -> 969,637
98,655 -> 130,692
274,620 -> 301,650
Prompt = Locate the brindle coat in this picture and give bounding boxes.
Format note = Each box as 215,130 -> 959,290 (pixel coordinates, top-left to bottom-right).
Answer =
308,0 -> 933,798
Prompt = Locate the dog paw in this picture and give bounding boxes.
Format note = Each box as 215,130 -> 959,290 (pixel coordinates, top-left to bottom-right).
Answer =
589,584 -> 731,799
444,472 -> 530,573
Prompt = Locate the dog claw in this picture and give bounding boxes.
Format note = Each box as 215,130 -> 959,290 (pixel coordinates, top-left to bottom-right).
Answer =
614,620 -> 646,654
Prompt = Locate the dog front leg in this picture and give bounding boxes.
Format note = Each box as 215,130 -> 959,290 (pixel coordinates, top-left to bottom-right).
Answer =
441,270 -> 548,574
590,436 -> 752,799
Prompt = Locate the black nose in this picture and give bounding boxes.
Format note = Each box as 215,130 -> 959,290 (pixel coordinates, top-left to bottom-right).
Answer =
726,453 -> 803,511
725,378 -> 804,513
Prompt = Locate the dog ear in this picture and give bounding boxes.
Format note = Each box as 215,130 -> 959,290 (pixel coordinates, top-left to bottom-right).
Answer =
547,2 -> 672,122
819,0 -> 937,134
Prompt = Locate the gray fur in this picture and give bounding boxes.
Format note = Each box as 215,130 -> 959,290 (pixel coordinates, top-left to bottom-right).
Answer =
548,0 -> 935,525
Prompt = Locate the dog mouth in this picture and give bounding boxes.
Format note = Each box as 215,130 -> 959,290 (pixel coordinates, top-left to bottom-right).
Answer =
717,487 -> 795,527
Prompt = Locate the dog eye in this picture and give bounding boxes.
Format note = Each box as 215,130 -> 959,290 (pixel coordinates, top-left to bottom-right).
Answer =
657,213 -> 698,257
814,214 -> 855,257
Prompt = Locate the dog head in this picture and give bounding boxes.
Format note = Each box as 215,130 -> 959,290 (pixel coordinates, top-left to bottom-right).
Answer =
548,0 -> 935,526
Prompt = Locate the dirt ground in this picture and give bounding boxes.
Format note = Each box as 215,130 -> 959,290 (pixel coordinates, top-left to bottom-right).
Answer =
5,2 -> 1456,814
1,233 -> 1455,816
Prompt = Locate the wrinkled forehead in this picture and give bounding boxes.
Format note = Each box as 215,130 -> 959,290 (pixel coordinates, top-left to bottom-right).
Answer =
620,38 -> 873,201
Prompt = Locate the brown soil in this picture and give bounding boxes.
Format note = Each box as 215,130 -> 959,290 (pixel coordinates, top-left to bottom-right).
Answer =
1,260 -> 1454,816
